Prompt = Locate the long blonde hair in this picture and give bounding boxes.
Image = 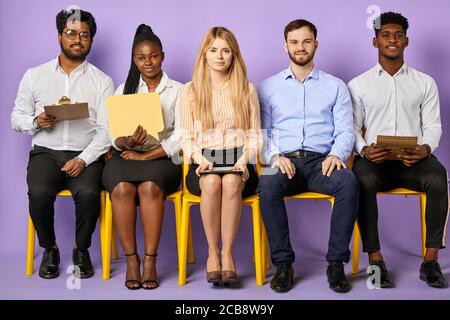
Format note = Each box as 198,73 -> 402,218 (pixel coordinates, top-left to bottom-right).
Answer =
191,26 -> 251,130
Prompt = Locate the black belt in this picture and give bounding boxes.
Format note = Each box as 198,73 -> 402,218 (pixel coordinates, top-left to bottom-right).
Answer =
283,149 -> 323,158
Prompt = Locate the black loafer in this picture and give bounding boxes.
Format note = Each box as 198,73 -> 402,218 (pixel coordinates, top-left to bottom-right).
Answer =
39,248 -> 60,279
326,261 -> 350,293
270,262 -> 294,293
72,248 -> 94,279
420,260 -> 447,288
369,260 -> 394,288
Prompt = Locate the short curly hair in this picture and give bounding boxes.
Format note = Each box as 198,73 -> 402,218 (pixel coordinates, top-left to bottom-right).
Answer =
56,9 -> 97,39
374,12 -> 409,36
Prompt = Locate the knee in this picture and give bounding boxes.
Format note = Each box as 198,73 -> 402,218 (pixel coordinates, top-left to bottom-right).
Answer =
221,174 -> 242,195
352,169 -> 379,191
334,170 -> 360,194
200,175 -> 222,195
28,187 -> 55,201
258,171 -> 287,198
138,181 -> 163,199
423,166 -> 448,191
111,182 -> 136,199
74,187 -> 100,201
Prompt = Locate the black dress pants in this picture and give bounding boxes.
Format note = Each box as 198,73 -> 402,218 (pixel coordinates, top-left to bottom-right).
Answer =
26,146 -> 104,250
352,155 -> 449,253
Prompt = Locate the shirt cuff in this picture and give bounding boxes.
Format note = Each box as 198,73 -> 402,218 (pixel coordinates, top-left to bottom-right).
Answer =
355,139 -> 368,154
328,148 -> 345,161
77,151 -> 96,167
422,140 -> 438,154
161,139 -> 180,158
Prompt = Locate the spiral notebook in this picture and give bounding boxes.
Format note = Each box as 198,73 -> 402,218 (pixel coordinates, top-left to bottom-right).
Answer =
376,135 -> 418,161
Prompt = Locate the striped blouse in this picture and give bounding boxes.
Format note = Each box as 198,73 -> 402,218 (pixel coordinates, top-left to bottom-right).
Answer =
179,81 -> 261,165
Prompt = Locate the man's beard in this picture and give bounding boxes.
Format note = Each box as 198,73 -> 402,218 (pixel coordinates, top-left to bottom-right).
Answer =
288,50 -> 315,67
60,43 -> 90,61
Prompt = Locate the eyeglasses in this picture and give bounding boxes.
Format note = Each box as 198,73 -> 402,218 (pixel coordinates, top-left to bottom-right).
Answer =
63,29 -> 91,41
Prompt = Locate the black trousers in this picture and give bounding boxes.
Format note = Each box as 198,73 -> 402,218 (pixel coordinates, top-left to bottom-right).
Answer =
258,154 -> 359,264
26,146 -> 104,250
352,155 -> 449,253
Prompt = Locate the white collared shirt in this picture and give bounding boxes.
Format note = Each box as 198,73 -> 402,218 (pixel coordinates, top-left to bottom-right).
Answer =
348,63 -> 442,154
11,57 -> 115,165
112,71 -> 183,157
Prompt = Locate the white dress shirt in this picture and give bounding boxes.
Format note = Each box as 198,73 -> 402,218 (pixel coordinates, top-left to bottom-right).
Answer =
348,63 -> 442,154
11,57 -> 115,165
111,71 -> 183,157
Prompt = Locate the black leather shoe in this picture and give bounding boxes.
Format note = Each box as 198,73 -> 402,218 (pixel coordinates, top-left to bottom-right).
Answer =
420,260 -> 447,288
72,248 -> 94,279
270,262 -> 294,293
369,260 -> 394,288
39,248 -> 60,279
326,261 -> 350,293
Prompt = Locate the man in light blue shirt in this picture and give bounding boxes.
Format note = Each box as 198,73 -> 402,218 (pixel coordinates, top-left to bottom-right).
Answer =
258,19 -> 359,293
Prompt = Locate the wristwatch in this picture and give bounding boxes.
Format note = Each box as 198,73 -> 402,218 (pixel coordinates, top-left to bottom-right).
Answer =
360,146 -> 369,158
32,116 -> 40,129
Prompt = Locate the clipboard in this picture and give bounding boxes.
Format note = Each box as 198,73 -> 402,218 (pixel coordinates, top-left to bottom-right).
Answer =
44,96 -> 89,120
377,135 -> 418,161
106,93 -> 164,140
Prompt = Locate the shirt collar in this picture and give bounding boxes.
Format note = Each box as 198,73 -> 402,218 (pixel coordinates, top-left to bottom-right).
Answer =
284,66 -> 319,81
139,71 -> 172,94
53,56 -> 88,75
376,62 -> 408,76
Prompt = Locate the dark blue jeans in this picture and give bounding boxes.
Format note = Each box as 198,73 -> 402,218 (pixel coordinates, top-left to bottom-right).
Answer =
258,155 -> 359,264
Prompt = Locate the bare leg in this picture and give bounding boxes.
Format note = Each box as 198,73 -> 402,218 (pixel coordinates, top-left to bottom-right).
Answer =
138,181 -> 165,289
199,174 -> 222,273
220,174 -> 244,273
111,182 -> 140,289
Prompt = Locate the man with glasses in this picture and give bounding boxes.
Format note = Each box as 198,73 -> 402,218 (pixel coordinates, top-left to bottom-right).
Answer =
11,9 -> 114,279
349,12 -> 448,288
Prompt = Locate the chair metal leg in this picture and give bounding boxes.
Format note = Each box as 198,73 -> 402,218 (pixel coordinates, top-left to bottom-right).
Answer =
251,201 -> 264,286
26,215 -> 35,276
178,200 -> 191,285
102,193 -> 113,280
352,222 -> 361,274
420,194 -> 427,257
188,218 -> 194,264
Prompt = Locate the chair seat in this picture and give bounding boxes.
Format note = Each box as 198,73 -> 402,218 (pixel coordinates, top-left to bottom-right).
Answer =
379,188 -> 424,195
285,192 -> 333,200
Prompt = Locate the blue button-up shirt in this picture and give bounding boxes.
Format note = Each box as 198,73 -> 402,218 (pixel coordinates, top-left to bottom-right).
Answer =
258,67 -> 354,164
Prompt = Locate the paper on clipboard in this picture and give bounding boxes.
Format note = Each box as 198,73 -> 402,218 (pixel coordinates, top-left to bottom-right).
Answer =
44,98 -> 89,121
106,93 -> 164,139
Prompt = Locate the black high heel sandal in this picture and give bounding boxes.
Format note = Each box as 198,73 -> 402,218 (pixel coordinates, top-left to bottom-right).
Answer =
124,252 -> 141,290
142,253 -> 159,290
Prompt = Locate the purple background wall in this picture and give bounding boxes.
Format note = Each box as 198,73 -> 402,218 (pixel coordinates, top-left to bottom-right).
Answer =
0,0 -> 449,269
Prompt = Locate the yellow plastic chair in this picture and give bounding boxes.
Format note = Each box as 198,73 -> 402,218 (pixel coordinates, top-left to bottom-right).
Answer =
26,189 -> 119,280
258,163 -> 361,279
101,188 -> 195,280
178,163 -> 265,286
351,188 -> 426,274
347,155 -> 427,274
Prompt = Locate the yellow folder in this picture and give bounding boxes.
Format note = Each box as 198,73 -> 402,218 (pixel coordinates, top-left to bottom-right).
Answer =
106,93 -> 164,139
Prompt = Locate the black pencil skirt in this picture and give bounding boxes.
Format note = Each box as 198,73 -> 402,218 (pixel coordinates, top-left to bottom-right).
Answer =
102,151 -> 181,198
186,147 -> 258,197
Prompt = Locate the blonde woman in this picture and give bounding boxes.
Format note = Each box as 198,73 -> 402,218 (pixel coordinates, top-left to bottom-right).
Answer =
179,27 -> 261,286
